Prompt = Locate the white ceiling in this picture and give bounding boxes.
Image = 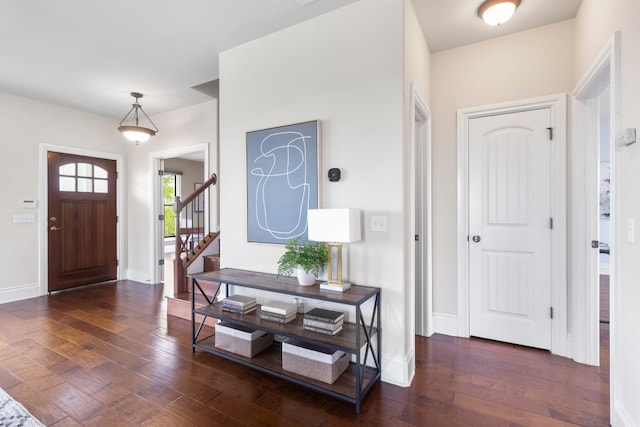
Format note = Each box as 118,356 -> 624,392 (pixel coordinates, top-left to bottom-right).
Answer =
0,0 -> 582,119
415,0 -> 583,52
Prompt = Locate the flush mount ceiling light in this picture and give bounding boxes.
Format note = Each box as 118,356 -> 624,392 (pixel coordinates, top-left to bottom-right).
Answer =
118,92 -> 159,144
478,0 -> 521,26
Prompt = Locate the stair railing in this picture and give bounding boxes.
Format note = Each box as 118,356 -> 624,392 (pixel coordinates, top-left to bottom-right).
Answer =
173,173 -> 218,294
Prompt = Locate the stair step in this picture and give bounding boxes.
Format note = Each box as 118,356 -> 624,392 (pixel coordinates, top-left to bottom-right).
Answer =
166,293 -> 218,326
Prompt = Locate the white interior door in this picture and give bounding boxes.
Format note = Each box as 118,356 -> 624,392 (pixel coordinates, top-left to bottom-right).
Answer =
469,108 -> 552,349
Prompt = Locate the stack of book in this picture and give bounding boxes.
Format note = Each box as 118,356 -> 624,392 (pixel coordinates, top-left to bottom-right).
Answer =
303,308 -> 344,335
319,281 -> 351,292
222,294 -> 257,315
260,300 -> 297,324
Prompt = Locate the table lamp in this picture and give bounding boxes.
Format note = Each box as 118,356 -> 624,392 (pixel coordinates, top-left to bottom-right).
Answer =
307,208 -> 361,291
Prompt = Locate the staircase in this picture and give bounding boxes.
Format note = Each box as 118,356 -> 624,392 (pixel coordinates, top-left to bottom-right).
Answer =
166,173 -> 220,324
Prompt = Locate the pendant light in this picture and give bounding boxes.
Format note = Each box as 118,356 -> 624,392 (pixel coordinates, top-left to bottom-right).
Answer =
478,0 -> 520,26
118,92 -> 159,144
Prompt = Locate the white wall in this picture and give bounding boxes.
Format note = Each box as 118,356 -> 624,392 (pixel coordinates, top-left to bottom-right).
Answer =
220,0 -> 423,385
430,20 -> 575,317
125,100 -> 218,283
0,92 -> 125,302
575,0 -> 640,425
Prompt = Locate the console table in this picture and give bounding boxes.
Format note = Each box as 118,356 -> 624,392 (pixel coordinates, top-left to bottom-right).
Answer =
190,268 -> 381,413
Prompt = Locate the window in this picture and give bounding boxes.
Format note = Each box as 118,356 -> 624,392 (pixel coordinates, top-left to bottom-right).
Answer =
163,173 -> 181,238
59,162 -> 109,193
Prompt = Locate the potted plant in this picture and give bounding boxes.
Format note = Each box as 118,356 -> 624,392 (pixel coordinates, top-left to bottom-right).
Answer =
277,239 -> 328,286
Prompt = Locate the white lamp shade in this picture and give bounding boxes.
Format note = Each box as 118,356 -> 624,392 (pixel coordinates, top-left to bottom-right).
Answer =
307,208 -> 361,243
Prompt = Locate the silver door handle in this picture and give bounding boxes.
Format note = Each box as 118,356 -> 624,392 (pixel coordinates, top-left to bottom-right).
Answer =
50,226 -> 64,231
472,235 -> 481,243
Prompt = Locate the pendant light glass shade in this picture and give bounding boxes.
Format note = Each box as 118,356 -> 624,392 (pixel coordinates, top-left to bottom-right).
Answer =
118,92 -> 159,144
478,0 -> 520,26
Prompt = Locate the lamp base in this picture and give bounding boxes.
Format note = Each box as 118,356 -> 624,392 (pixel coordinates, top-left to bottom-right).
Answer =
319,282 -> 351,292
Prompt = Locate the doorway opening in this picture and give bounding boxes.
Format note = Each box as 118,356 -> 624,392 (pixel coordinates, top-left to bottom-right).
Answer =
572,31 -> 620,423
411,84 -> 433,338
456,94 -> 568,356
150,144 -> 209,291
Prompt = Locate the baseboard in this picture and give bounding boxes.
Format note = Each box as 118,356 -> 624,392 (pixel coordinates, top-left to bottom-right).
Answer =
381,349 -> 415,387
433,312 -> 459,336
125,268 -> 152,284
0,283 -> 42,304
614,400 -> 637,427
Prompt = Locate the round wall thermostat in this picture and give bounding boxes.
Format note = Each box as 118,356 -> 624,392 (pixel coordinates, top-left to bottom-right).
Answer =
328,168 -> 341,182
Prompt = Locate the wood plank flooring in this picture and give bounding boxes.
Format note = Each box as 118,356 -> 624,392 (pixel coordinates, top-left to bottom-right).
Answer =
0,280 -> 609,426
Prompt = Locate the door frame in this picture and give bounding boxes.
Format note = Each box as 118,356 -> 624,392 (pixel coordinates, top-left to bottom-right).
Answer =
39,144 -> 124,295
456,94 -> 568,358
572,32 -> 620,422
410,83 -> 433,337
149,143 -> 210,285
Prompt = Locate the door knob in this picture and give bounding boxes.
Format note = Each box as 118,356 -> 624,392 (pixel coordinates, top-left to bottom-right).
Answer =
50,226 -> 64,231
472,235 -> 481,243
50,216 -> 57,222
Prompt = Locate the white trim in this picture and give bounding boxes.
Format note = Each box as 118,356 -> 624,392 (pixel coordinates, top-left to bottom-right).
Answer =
381,350 -> 414,387
456,94 -> 568,358
433,312 -> 458,337
38,144 -> 124,296
572,32 -> 620,422
410,83 -> 434,338
149,143 -> 210,284
0,283 -> 41,304
614,400 -> 637,427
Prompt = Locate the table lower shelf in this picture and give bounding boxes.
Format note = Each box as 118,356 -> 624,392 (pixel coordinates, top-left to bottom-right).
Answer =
194,335 -> 380,405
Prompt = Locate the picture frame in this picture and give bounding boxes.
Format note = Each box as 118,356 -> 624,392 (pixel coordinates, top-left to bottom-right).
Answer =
246,120 -> 321,244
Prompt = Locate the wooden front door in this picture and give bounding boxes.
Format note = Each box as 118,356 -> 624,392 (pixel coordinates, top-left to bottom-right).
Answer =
48,152 -> 117,292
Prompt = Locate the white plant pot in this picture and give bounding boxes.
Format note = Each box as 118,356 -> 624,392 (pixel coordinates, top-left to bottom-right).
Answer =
296,269 -> 317,286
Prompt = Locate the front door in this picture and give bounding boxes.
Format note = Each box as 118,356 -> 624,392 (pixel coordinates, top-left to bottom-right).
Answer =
48,152 -> 117,291
468,108 -> 552,349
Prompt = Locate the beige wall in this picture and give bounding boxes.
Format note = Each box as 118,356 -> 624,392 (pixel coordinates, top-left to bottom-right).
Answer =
575,0 -> 640,424
220,0 -> 426,385
430,20 -> 575,316
0,92 -> 124,302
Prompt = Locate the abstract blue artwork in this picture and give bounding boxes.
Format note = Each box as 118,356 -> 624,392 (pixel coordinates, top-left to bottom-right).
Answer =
246,120 -> 320,244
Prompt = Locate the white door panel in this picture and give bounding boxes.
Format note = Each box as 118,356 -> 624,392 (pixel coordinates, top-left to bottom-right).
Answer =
469,108 -> 552,349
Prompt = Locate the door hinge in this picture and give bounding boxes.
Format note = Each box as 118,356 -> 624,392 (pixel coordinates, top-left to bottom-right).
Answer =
116,216 -> 119,223
159,259 -> 165,266
116,259 -> 119,267
159,214 -> 164,221
415,234 -> 419,241
158,169 -> 165,176
550,218 -> 553,229
546,127 -> 553,140
550,307 -> 554,319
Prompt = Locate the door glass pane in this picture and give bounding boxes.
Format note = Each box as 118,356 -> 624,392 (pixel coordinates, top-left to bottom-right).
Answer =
59,163 -> 75,176
94,166 -> 108,179
77,178 -> 92,192
94,179 -> 108,193
77,163 -> 93,177
59,177 -> 76,192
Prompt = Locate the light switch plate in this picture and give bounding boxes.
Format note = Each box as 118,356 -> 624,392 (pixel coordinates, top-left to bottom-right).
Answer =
13,213 -> 35,224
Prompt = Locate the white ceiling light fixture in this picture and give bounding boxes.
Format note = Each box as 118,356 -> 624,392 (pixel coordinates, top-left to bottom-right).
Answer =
478,0 -> 521,26
118,92 -> 159,144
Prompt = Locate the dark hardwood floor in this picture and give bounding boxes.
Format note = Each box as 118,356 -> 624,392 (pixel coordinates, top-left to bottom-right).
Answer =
0,280 -> 609,426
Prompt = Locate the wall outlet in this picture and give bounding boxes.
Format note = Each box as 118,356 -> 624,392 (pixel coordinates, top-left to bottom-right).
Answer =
371,215 -> 387,232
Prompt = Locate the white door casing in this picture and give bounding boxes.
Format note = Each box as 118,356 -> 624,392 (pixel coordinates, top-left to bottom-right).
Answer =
468,109 -> 552,349
457,94 -> 567,358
